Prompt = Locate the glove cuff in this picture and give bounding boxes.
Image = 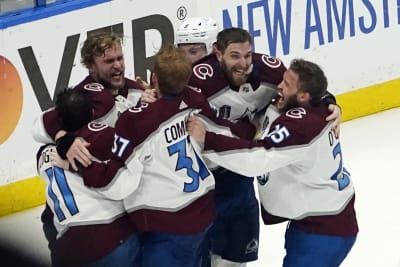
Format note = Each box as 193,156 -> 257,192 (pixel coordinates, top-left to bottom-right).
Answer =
321,92 -> 336,106
55,133 -> 76,159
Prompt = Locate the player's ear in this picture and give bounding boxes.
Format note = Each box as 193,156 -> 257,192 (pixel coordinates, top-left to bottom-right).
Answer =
297,91 -> 311,103
214,47 -> 223,62
87,63 -> 96,75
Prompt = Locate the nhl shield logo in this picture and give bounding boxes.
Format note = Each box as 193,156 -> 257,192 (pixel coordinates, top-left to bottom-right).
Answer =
256,173 -> 269,185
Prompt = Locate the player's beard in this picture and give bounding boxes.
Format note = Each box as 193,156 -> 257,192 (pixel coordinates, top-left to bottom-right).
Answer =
277,93 -> 299,113
220,60 -> 249,88
97,71 -> 125,94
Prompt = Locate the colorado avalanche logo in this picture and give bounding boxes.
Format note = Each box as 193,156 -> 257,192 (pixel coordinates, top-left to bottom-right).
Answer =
261,55 -> 282,69
193,63 -> 213,80
83,83 -> 104,91
286,107 -> 306,119
88,122 -> 108,131
129,102 -> 149,113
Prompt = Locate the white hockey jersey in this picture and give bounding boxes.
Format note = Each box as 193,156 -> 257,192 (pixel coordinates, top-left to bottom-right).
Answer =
37,145 -> 127,238
202,105 -> 355,220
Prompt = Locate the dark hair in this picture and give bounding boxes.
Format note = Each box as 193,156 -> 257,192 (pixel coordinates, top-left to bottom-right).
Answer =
55,88 -> 93,131
153,44 -> 192,95
289,59 -> 328,106
80,32 -> 123,68
215,28 -> 252,53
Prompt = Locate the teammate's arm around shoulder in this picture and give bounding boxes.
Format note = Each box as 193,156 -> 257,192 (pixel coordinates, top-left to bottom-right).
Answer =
55,131 -> 92,171
321,91 -> 341,137
31,108 -> 61,144
187,116 -> 206,144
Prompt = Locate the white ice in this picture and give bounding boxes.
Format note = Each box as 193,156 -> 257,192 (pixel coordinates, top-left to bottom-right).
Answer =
0,107 -> 399,267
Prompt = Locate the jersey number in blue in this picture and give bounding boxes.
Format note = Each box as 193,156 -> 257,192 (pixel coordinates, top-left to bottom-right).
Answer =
330,143 -> 350,190
168,138 -> 210,192
45,167 -> 78,221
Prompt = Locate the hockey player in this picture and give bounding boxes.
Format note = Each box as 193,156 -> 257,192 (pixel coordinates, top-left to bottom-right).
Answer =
187,58 -> 358,267
175,16 -> 218,64
187,26 -> 285,267
37,89 -> 140,267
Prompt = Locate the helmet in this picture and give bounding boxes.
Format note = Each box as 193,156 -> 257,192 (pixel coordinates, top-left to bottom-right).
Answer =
175,17 -> 218,54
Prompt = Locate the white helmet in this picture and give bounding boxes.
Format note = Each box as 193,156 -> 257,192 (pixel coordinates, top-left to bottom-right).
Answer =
175,17 -> 218,54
